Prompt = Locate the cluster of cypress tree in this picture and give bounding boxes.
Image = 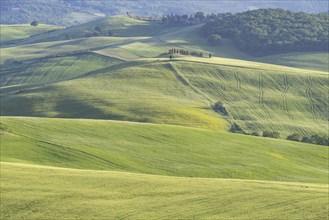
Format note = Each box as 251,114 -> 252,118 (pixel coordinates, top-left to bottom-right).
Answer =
168,48 -> 204,57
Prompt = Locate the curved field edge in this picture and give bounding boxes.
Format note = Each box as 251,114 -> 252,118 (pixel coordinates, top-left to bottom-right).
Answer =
1,117 -> 328,183
1,162 -> 328,220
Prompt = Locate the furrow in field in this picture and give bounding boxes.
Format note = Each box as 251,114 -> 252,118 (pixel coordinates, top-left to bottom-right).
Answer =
306,75 -> 318,123
258,73 -> 275,131
167,62 -> 213,103
281,73 -> 294,122
232,70 -> 263,130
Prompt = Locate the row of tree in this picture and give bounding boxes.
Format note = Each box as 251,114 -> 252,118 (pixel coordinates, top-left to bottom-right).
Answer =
287,133 -> 328,146
167,48 -> 205,57
201,9 -> 329,56
161,12 -> 231,26
84,26 -> 114,38
229,123 -> 328,146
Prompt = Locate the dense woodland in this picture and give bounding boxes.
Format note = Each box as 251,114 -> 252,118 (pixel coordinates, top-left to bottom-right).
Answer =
1,0 -> 328,25
160,12 -> 231,26
201,9 -> 329,56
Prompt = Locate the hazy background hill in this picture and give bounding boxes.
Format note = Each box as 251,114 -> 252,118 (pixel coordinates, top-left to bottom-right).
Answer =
1,0 -> 328,25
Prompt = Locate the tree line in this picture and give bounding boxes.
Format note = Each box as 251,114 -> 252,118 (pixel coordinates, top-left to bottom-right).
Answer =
201,8 -> 329,56
161,11 -> 231,26
165,48 -> 207,58
229,123 -> 328,146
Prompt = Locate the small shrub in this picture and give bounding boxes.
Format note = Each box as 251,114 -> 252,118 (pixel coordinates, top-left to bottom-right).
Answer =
287,133 -> 301,142
95,26 -> 102,32
85,33 -> 93,38
31,21 -> 39,26
251,131 -> 260,136
263,131 -> 280,138
301,136 -> 312,143
229,123 -> 245,134
207,34 -> 221,46
213,101 -> 228,115
93,32 -> 101,37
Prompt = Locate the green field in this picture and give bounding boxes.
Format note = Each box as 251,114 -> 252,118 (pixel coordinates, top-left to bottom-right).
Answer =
1,117 -> 328,183
0,24 -> 62,43
0,14 -> 328,219
1,57 -> 327,136
1,162 -> 328,220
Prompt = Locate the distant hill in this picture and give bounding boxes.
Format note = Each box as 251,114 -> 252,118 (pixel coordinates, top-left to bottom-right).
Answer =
1,0 -> 328,25
202,9 -> 329,56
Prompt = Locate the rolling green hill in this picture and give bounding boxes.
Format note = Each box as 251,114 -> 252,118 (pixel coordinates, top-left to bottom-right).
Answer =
4,15 -> 166,46
2,15 -> 327,71
1,57 -> 327,136
0,53 -> 120,88
1,162 -> 328,220
0,24 -> 62,43
1,117 -> 328,183
0,14 -> 328,220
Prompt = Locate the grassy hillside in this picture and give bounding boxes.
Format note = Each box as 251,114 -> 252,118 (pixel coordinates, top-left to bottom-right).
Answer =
1,162 -> 328,220
0,53 -> 120,88
1,117 -> 328,183
172,57 -> 328,136
2,15 -> 327,71
0,36 -> 147,64
0,14 -> 328,220
6,15 -> 166,46
158,25 -> 329,72
1,57 -> 327,136
0,24 -> 62,43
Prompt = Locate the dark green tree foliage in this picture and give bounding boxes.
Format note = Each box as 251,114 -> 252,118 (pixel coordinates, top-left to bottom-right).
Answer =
229,123 -> 245,134
167,48 -> 203,57
262,131 -> 280,138
30,20 -> 39,26
213,101 -> 228,115
299,134 -> 329,146
94,26 -> 102,32
207,34 -> 222,45
250,131 -> 260,136
202,9 -> 329,56
287,133 -> 301,142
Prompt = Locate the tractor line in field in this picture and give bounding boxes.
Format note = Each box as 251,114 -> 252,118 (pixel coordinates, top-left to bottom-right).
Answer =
281,73 -> 294,122
306,75 -> 317,123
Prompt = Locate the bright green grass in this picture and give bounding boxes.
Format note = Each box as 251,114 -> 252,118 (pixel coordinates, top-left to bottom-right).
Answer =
7,15 -> 165,46
159,25 -> 329,72
61,12 -> 105,26
0,24 -> 62,43
1,162 -> 328,220
0,60 -> 226,130
0,53 -> 120,88
0,36 -> 146,64
2,17 -> 327,71
258,52 -> 329,72
1,117 -> 328,183
1,58 -> 327,136
171,58 -> 328,136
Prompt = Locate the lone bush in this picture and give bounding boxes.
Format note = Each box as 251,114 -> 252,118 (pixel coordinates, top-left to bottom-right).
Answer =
250,131 -> 260,136
213,101 -> 228,115
263,131 -> 280,138
287,133 -> 301,142
31,21 -> 39,26
207,34 -> 221,46
229,123 -> 245,134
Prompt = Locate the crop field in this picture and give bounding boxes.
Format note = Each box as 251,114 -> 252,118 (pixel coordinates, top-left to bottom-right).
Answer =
0,14 -> 328,219
0,24 -> 62,43
1,117 -> 328,182
1,57 -> 327,136
1,162 -> 328,220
